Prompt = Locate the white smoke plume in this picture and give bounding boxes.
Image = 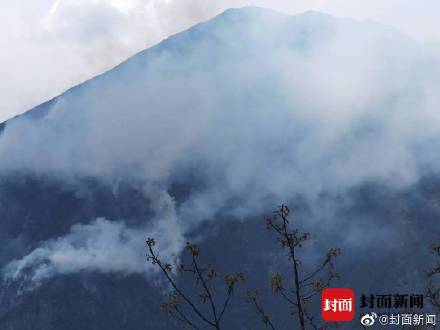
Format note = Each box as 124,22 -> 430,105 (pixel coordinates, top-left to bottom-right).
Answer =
1,8 -> 440,286
3,185 -> 184,289
2,1 -> 440,122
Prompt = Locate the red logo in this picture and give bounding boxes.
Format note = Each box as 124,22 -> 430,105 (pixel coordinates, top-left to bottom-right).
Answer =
321,288 -> 355,322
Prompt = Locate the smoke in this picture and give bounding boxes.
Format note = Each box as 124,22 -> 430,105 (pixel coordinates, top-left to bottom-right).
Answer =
2,0 -> 440,122
4,219 -> 147,285
2,7 -> 440,286
2,184 -> 183,289
0,0 -> 224,122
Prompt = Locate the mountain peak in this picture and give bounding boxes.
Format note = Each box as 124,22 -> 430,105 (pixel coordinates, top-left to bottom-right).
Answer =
2,4 -> 416,129
219,6 -> 332,21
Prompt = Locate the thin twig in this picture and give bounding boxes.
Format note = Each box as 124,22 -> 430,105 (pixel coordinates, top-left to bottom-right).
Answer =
147,245 -> 217,328
193,257 -> 219,324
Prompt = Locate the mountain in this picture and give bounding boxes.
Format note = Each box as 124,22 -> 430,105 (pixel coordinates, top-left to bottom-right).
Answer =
1,6 -> 440,329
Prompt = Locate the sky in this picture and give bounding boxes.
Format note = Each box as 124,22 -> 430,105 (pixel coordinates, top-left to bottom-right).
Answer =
1,0 -> 440,122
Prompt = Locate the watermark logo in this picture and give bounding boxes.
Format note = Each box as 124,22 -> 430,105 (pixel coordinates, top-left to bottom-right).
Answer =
376,313 -> 435,326
322,290 -> 437,327
321,288 -> 355,322
360,294 -> 424,309
358,293 -> 436,327
360,312 -> 378,326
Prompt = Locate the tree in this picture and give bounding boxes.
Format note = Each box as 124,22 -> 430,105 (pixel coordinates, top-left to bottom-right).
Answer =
146,238 -> 244,330
248,204 -> 340,330
146,204 -> 340,329
427,243 -> 440,313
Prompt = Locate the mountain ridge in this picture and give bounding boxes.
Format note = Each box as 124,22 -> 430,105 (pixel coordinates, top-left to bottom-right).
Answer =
0,6 -> 415,131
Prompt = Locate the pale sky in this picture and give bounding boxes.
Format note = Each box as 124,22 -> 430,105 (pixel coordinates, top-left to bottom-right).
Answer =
1,0 -> 439,122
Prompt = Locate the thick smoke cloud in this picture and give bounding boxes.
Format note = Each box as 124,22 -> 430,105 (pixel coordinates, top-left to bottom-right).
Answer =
1,8 -> 440,286
0,0 -> 222,121
2,0 -> 440,122
3,185 -> 183,288
4,219 -> 147,284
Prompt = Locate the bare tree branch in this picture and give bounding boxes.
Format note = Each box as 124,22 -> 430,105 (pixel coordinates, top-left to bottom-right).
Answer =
247,290 -> 278,330
258,204 -> 341,330
147,238 -> 244,330
146,239 -> 217,328
192,256 -> 218,324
